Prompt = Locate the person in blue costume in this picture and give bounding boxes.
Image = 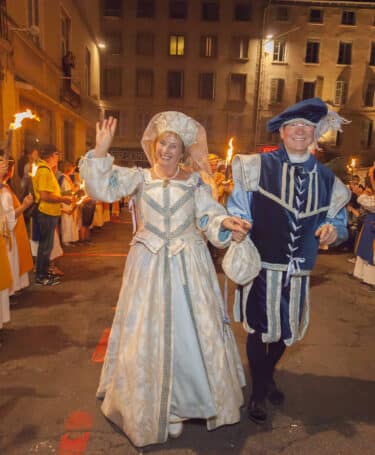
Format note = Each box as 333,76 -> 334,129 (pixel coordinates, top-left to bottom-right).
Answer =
227,98 -> 351,424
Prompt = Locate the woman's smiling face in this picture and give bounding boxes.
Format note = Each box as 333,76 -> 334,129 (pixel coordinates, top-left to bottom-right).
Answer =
155,131 -> 183,168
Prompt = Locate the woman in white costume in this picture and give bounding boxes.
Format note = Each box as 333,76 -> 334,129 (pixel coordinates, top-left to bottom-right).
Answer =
80,113 -> 248,447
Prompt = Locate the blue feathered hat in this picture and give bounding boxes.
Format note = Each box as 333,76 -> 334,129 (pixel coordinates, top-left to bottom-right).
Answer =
267,97 -> 350,141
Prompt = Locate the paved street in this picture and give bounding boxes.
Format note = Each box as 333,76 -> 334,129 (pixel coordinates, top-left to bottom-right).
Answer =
0,211 -> 374,455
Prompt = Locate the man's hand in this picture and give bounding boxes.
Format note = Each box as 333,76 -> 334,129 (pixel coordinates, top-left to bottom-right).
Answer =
22,194 -> 34,209
94,116 -> 118,157
222,217 -> 252,242
315,224 -> 337,246
61,196 -> 73,205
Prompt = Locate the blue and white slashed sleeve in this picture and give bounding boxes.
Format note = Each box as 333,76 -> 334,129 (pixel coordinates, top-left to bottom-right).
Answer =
194,177 -> 232,248
79,150 -> 142,203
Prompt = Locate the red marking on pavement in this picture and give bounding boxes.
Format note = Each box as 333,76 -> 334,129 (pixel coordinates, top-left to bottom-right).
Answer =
64,411 -> 93,431
92,328 -> 111,363
58,432 -> 90,455
58,411 -> 93,455
63,252 -> 127,257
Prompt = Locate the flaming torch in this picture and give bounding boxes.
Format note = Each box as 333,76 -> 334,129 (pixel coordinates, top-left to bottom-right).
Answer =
225,137 -> 234,180
5,109 -> 40,159
350,158 -> 356,180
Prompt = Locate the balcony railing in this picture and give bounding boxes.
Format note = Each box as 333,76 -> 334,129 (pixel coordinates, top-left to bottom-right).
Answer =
0,0 -> 8,41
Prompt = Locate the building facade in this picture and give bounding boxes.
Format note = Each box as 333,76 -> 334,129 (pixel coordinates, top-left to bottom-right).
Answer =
99,0 -> 264,165
259,0 -> 375,167
0,0 -> 101,187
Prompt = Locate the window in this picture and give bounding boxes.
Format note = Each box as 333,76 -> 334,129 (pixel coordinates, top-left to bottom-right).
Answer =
169,1 -> 187,19
337,42 -> 352,65
105,110 -> 120,136
305,40 -> 320,63
102,67 -> 122,97
61,8 -> 71,59
167,71 -> 184,98
196,115 -> 213,137
231,36 -> 249,60
370,42 -> 375,66
137,0 -> 154,18
199,72 -> 215,100
273,40 -> 286,62
270,78 -> 284,104
341,10 -> 356,26
276,7 -> 289,21
136,32 -> 154,56
365,83 -> 375,107
106,32 -> 122,55
103,0 -> 122,17
169,34 -> 185,56
228,73 -> 246,102
200,35 -> 217,57
84,47 -> 91,96
302,82 -> 315,99
28,0 -> 40,45
234,2 -> 251,21
136,112 -> 152,139
309,9 -> 323,23
361,119 -> 373,149
202,1 -> 219,21
136,69 -> 153,97
334,81 -> 348,106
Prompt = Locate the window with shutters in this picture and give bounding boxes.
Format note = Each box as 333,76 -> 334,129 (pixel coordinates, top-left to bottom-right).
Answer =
334,81 -> 348,106
234,2 -> 251,21
270,78 -> 284,104
337,42 -> 352,65
167,71 -> 184,98
360,119 -> 373,149
169,34 -> 185,56
200,35 -> 217,58
341,10 -> 356,26
137,0 -> 155,18
305,41 -> 320,63
136,69 -> 153,97
365,84 -> 375,107
103,0 -> 122,17
231,36 -> 249,60
169,0 -> 187,19
102,67 -> 122,97
302,82 -> 315,99
199,72 -> 215,100
136,32 -> 154,56
370,42 -> 375,66
309,9 -> 323,23
228,73 -> 246,102
276,7 -> 289,21
106,32 -> 122,55
202,1 -> 219,21
273,40 -> 286,62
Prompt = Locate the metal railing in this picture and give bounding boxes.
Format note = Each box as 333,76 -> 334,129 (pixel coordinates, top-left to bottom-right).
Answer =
0,0 -> 8,41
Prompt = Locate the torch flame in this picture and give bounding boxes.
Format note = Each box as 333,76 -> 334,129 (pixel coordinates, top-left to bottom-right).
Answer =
79,180 -> 85,190
350,158 -> 356,168
226,137 -> 234,164
9,109 -> 40,130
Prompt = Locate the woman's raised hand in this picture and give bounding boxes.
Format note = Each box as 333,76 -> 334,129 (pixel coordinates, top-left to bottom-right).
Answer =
94,116 -> 118,157
222,217 -> 251,242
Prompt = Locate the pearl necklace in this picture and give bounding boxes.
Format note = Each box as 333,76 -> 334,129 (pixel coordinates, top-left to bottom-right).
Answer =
153,164 -> 180,187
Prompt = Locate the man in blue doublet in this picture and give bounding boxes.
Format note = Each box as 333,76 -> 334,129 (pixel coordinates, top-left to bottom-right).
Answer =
227,98 -> 350,424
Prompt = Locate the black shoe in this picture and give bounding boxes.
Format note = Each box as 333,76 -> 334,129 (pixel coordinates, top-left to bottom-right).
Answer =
267,381 -> 285,406
35,276 -> 60,286
248,399 -> 267,424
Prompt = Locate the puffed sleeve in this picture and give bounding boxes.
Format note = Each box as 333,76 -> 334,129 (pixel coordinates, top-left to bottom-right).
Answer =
0,190 -> 16,232
194,177 -> 232,248
79,151 -> 142,203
